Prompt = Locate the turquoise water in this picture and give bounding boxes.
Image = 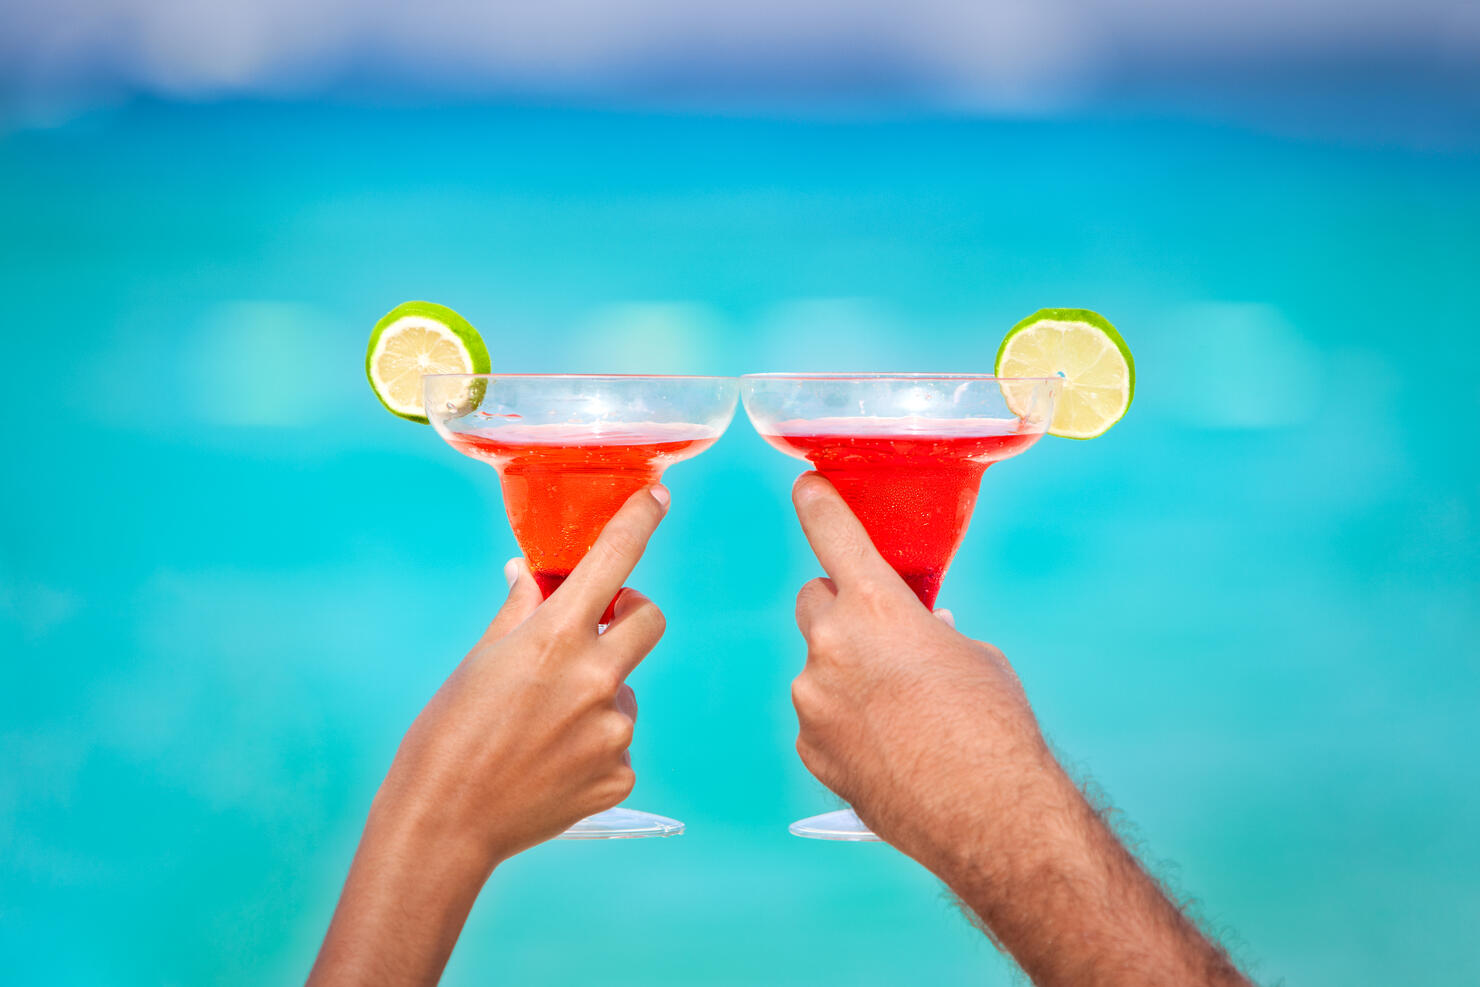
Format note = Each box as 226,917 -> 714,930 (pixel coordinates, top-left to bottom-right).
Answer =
2,101 -> 1478,985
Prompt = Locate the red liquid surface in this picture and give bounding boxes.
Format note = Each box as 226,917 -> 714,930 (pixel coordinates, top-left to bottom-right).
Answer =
762,420 -> 1042,608
449,425 -> 715,614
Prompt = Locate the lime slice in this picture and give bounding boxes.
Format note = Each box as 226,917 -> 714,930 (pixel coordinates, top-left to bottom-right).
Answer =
366,301 -> 490,423
995,308 -> 1134,439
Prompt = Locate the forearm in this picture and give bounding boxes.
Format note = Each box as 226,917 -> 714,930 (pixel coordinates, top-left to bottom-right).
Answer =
307,787 -> 495,987
921,759 -> 1249,986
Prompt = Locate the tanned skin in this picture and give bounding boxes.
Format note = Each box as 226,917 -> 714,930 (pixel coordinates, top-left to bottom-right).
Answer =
308,475 -> 1250,986
789,473 -> 1253,986
308,486 -> 671,987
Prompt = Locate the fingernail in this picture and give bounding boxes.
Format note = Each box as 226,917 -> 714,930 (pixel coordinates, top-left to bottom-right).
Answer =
650,484 -> 670,511
934,608 -> 956,629
504,558 -> 521,588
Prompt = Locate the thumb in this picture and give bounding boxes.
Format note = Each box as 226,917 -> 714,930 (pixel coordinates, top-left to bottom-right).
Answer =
482,558 -> 544,641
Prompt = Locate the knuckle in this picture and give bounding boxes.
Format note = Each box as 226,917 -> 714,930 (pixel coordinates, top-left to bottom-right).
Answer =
795,577 -> 826,604
585,766 -> 635,815
580,663 -> 621,701
621,598 -> 664,636
792,672 -> 838,731
589,765 -> 636,811
794,735 -> 827,780
790,672 -> 819,716
584,542 -> 620,576
600,711 -> 635,751
545,609 -> 587,644
852,576 -> 892,611
600,527 -> 644,565
807,617 -> 844,655
609,765 -> 637,800
525,632 -> 568,672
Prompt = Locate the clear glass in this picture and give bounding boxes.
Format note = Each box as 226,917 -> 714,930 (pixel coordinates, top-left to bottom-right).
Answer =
740,373 -> 1061,841
425,373 -> 740,839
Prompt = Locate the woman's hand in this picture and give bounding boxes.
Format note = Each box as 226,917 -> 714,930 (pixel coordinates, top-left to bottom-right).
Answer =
380,483 -> 669,864
308,485 -> 670,987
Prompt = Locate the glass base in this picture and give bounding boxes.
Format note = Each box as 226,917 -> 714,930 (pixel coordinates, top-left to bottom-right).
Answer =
788,807 -> 881,841
558,806 -> 685,840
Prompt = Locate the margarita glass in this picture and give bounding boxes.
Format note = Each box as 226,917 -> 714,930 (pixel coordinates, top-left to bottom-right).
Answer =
425,373 -> 739,839
740,373 -> 1060,840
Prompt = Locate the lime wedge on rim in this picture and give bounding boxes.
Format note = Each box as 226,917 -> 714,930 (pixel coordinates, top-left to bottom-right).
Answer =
366,301 -> 490,423
995,308 -> 1134,439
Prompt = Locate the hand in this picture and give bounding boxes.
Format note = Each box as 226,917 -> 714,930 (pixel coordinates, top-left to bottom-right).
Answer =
308,485 -> 670,987
376,485 -> 669,865
788,473 -> 1055,871
788,473 -> 1251,986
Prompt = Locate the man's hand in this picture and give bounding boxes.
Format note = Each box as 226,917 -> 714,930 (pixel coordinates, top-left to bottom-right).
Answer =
790,474 -> 1051,869
309,485 -> 670,987
790,473 -> 1251,986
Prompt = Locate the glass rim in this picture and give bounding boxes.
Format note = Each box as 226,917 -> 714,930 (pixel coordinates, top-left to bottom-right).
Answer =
740,372 -> 1063,382
423,372 -> 738,381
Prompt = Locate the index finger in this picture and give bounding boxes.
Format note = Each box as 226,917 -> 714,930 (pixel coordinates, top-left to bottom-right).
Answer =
792,473 -> 900,590
558,484 -> 670,622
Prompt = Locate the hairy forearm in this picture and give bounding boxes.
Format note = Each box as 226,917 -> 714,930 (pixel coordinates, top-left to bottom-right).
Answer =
307,787 -> 495,987
923,760 -> 1249,987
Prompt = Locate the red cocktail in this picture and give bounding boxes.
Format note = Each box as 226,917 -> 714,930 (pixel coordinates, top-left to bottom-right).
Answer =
759,420 -> 1040,608
450,425 -> 717,611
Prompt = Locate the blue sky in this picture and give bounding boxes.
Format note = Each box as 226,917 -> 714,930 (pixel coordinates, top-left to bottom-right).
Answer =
4,0 -> 1478,143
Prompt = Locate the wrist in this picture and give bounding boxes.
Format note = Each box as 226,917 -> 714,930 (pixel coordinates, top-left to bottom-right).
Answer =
910,754 -> 1244,985
365,768 -> 506,896
910,744 -> 1092,897
309,782 -> 499,987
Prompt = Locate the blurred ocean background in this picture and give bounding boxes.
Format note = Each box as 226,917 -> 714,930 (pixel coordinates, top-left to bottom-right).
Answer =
3,2 -> 1479,985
